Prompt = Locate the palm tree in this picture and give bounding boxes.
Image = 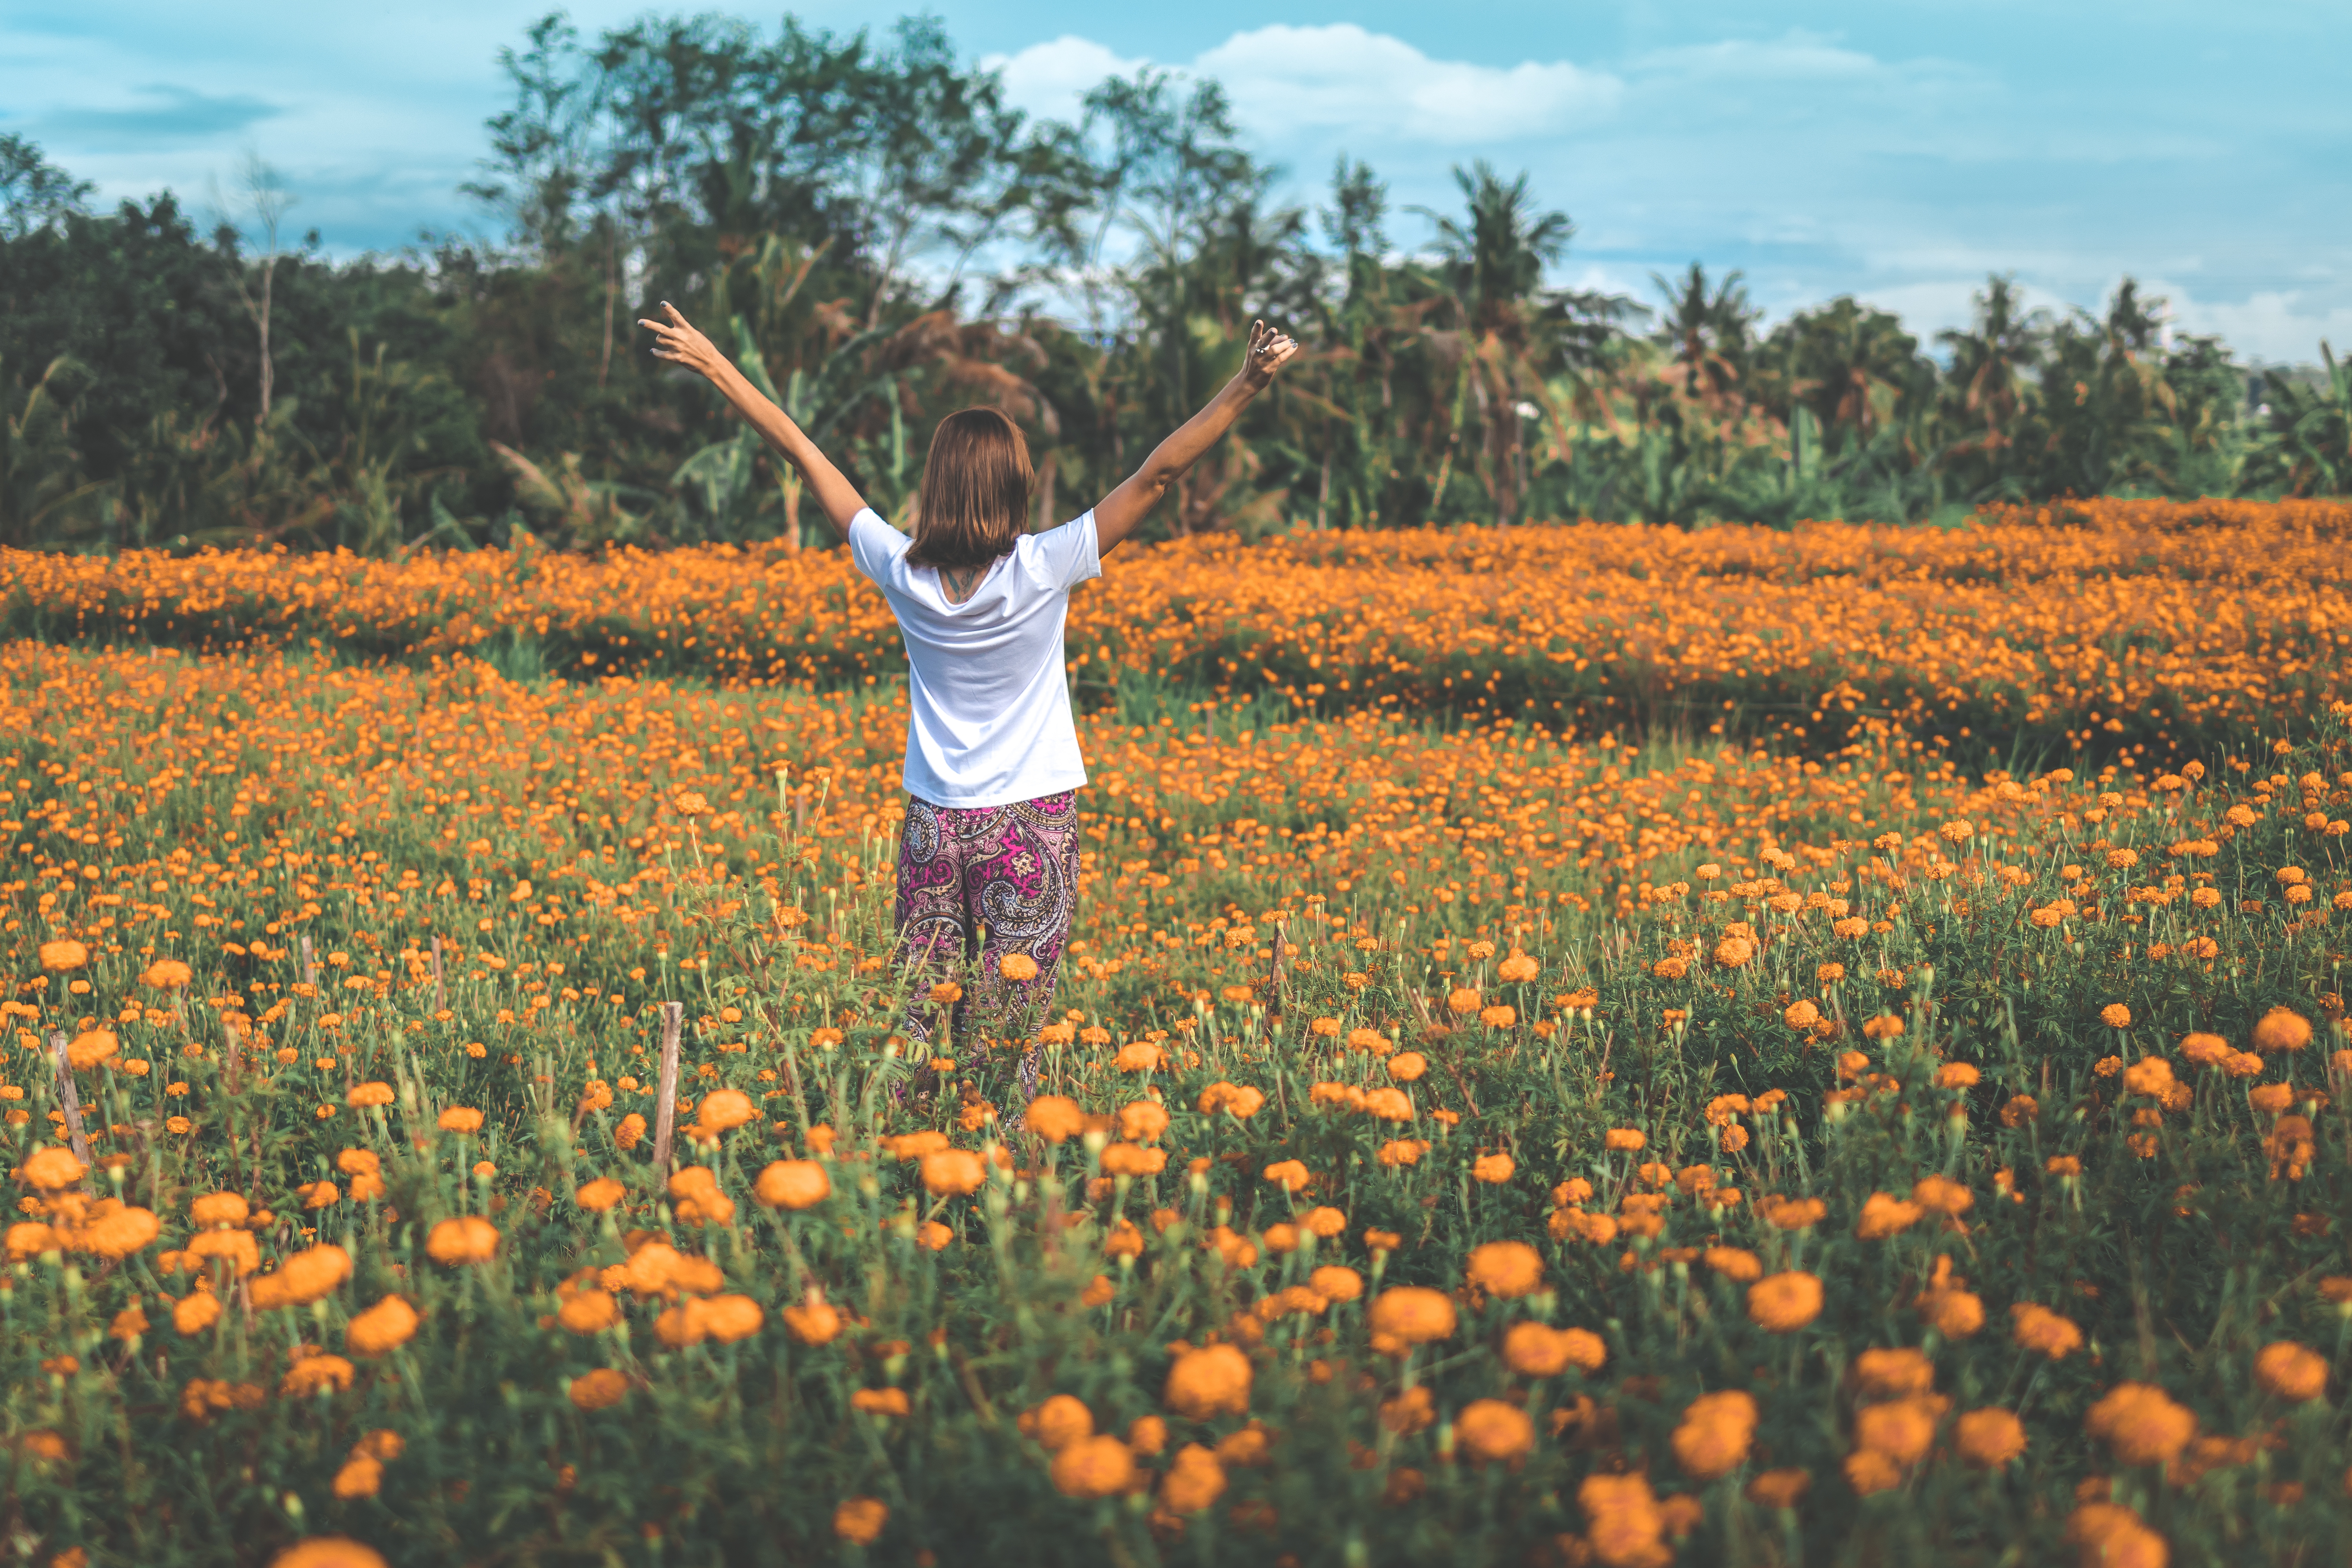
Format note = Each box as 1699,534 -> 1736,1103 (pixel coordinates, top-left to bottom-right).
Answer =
1650,263 -> 1755,410
1413,163 -> 1624,523
1937,274 -> 2046,460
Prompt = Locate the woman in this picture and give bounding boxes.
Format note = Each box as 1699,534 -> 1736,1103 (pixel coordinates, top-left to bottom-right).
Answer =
637,302 -> 1298,1101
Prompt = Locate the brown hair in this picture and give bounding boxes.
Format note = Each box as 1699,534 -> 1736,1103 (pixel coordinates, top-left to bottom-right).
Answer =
906,407 -> 1031,570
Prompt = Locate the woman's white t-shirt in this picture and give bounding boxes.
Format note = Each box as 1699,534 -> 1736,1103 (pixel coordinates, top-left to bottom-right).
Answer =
847,507 -> 1100,808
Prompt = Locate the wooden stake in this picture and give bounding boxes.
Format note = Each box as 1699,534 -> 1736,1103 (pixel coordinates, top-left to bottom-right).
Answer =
299,934 -> 317,987
222,1016 -> 243,1096
430,936 -> 445,1014
45,1032 -> 93,1172
651,1001 -> 683,1172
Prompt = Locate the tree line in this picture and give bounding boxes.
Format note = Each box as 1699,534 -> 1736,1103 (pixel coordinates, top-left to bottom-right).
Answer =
2,10 -> 2347,555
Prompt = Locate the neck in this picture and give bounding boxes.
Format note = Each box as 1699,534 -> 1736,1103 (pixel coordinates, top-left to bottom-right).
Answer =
939,563 -> 988,605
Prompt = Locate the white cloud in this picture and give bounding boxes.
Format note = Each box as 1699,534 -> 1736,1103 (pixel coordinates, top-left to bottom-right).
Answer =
2151,285 -> 2352,367
1196,25 -> 1620,147
982,36 -> 1149,126
1632,34 -> 1891,83
986,24 -> 1620,149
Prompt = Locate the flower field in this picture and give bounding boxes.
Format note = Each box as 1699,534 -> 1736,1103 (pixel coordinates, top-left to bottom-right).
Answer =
2,505 -> 2351,1566
5,498 -> 2349,763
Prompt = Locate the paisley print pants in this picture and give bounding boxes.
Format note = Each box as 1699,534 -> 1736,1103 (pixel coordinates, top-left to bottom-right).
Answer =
893,790 -> 1079,1100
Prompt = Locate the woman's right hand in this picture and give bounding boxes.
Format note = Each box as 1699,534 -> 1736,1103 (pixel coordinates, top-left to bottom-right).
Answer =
1239,318 -> 1298,391
637,302 -> 727,380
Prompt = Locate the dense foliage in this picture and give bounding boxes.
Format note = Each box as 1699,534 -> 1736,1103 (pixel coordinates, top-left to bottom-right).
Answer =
3,13 -> 2348,558
0,504 -> 2349,1565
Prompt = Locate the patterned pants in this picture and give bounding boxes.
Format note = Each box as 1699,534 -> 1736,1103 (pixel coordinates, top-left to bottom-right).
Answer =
894,790 -> 1079,1101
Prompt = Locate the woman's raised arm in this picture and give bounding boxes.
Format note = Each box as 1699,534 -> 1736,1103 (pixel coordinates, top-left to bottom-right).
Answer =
1091,320 -> 1298,556
637,303 -> 868,542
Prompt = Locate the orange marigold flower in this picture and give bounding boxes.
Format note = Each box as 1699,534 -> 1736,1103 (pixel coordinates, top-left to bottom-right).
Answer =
570,1368 -> 629,1410
697,1088 -> 756,1131
1579,1472 -> 1666,1566
2253,1341 -> 2328,1402
1025,1094 -> 1084,1142
2100,1004 -> 2132,1029
1853,1397 -> 1940,1465
1471,1152 -> 1515,1184
1758,1194 -> 1826,1231
436,1106 -> 483,1134
920,1149 -> 987,1196
347,1082 -> 394,1108
1746,1468 -> 1811,1509
558,1290 -> 619,1335
39,940 -> 90,971
574,1177 -> 626,1212
1704,1246 -> 1762,1283
1852,1347 -> 1934,1400
2012,1302 -> 2085,1359
2085,1382 -> 2197,1465
270,1539 -> 388,1568
141,958 -> 192,989
424,1216 -> 499,1266
1368,1285 -> 1456,1347
1911,1175 -> 1973,1216
1671,1389 -> 1758,1480
2254,1007 -> 2314,1053
22,1147 -> 87,1193
346,1295 -> 419,1357
1164,1343 -> 1252,1420
1855,1192 -> 1923,1240
998,952 -> 1039,982
754,1159 -> 831,1210
1464,1240 -> 1543,1298
281,1354 -> 356,1399
1309,1265 -> 1363,1303
1604,1127 -> 1646,1152
1050,1433 -> 1135,1497
1748,1272 -> 1824,1333
1159,1444 -> 1227,1514
1955,1407 -> 2027,1468
1457,1398 -> 1535,1463
833,1497 -> 887,1546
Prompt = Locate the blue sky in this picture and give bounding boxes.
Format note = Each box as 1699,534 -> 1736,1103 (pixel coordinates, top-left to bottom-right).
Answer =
6,0 -> 2346,362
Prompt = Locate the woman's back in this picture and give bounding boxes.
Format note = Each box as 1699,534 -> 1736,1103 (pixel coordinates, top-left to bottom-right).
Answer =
848,508 -> 1100,809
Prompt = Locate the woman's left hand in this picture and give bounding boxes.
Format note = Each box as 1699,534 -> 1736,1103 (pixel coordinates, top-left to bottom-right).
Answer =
637,302 -> 727,380
1240,319 -> 1298,390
